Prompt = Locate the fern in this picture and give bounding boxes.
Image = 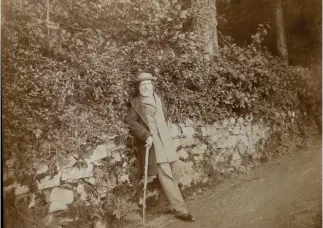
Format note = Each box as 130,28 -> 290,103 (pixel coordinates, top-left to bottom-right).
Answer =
112,198 -> 140,221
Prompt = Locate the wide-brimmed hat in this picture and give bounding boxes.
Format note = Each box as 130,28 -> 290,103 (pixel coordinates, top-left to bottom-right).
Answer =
135,72 -> 157,83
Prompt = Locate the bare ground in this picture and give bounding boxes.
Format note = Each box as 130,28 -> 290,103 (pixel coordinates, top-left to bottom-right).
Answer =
123,129 -> 322,228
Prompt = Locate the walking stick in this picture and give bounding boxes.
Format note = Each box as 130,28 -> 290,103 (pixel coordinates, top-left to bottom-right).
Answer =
142,143 -> 150,225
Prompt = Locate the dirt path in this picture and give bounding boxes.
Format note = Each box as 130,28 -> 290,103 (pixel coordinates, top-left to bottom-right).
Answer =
124,130 -> 322,228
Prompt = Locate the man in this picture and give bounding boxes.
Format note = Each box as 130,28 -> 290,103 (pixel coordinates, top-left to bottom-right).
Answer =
125,72 -> 195,222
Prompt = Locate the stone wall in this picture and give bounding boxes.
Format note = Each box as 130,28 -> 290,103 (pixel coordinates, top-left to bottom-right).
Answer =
3,112 -> 296,226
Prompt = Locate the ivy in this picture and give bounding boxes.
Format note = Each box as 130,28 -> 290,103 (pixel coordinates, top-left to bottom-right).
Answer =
2,0 -> 315,179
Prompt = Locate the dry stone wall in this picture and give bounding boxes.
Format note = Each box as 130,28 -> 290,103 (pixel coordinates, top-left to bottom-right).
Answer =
4,112 -> 296,225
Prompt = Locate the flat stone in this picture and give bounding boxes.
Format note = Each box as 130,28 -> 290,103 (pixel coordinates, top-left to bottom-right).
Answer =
193,154 -> 204,161
111,152 -> 122,163
178,149 -> 189,160
119,174 -> 129,183
191,172 -> 207,184
141,175 -> 157,184
247,141 -> 256,155
202,177 -> 209,183
178,123 -> 185,131
231,126 -> 240,135
49,188 -> 74,213
251,132 -> 261,143
37,172 -> 61,190
237,166 -> 251,174
227,135 -> 238,148
240,126 -> 246,135
222,119 -> 229,126
6,159 -> 16,169
246,129 -> 253,137
92,160 -> 104,166
15,184 -> 29,195
109,143 -> 126,151
210,153 -> 223,167
191,144 -> 208,154
172,138 -> 181,150
179,173 -> 192,187
139,190 -> 158,205
105,142 -> 117,150
94,220 -> 106,228
28,194 -> 36,208
97,188 -> 107,199
45,214 -> 54,226
43,189 -> 51,202
237,117 -> 244,124
76,184 -> 87,201
169,124 -> 180,138
106,175 -> 117,191
229,117 -> 236,126
252,124 -> 260,132
4,182 -> 29,195
61,164 -> 93,181
182,161 -> 194,174
57,155 -> 76,171
249,114 -> 254,121
36,164 -> 49,174
206,126 -> 217,136
185,118 -> 194,126
209,134 -> 221,144
179,137 -> 195,147
84,177 -> 96,185
245,121 -> 252,130
219,128 -> 230,137
237,142 -> 248,154
213,122 -> 219,127
58,217 -> 75,225
238,135 -> 249,145
225,147 -> 234,156
181,126 -> 195,138
201,127 -> 207,137
258,130 -> 266,139
231,152 -> 241,167
85,144 -> 111,164
216,137 -> 227,149
195,120 -> 204,126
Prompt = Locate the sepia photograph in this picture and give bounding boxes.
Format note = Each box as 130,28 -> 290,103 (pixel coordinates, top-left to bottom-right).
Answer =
2,0 -> 322,227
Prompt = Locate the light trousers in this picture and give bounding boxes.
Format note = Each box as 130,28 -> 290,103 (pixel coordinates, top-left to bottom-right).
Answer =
156,160 -> 188,214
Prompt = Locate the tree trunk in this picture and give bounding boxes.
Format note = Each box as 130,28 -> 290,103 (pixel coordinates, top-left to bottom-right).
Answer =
191,0 -> 218,56
273,0 -> 288,63
47,0 -> 50,50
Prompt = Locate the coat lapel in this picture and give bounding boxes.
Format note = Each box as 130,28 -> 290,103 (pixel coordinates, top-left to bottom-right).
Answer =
130,96 -> 149,127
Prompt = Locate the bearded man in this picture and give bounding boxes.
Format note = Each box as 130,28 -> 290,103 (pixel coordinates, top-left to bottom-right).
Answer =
125,72 -> 195,222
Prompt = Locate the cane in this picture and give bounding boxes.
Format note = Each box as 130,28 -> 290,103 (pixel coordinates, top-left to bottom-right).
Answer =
142,143 -> 150,225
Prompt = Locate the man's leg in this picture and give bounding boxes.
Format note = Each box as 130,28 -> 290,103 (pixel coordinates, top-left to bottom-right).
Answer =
156,162 -> 188,214
157,160 -> 185,210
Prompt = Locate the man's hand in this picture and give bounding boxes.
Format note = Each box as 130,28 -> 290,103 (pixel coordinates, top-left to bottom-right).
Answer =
145,136 -> 153,149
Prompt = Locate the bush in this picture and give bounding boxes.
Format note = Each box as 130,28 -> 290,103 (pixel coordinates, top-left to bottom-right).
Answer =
2,0 -> 314,202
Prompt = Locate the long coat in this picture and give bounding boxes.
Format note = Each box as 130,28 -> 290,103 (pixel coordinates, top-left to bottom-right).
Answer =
125,94 -> 178,177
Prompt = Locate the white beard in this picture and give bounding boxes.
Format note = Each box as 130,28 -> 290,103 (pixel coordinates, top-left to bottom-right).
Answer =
140,90 -> 153,97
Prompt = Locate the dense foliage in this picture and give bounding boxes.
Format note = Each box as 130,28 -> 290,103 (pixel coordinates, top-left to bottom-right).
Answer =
218,0 -> 322,66
2,0 -> 319,177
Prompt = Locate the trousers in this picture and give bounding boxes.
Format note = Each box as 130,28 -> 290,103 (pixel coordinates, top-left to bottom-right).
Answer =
156,160 -> 188,214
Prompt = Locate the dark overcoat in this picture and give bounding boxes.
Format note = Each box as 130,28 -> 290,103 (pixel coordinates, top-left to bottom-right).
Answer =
125,95 -> 170,177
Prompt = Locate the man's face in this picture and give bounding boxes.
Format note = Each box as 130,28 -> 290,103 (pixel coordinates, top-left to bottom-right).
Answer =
139,80 -> 154,97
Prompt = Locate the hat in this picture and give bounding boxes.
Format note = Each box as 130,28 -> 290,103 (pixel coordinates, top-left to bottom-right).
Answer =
135,72 -> 157,83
